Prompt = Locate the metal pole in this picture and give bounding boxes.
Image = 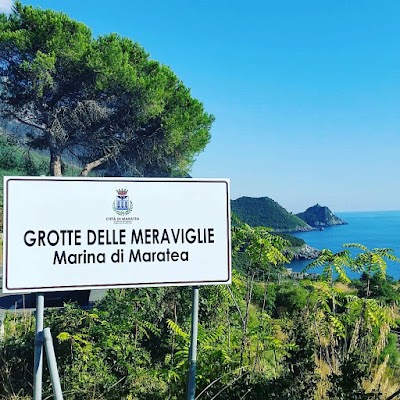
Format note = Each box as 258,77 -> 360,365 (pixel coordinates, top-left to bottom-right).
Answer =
43,327 -> 64,400
186,286 -> 199,400
33,293 -> 44,400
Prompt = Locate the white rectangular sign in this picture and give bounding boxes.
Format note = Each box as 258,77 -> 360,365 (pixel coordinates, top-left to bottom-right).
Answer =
2,177 -> 231,293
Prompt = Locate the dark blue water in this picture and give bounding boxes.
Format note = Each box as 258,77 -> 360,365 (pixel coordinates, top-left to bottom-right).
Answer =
289,211 -> 400,281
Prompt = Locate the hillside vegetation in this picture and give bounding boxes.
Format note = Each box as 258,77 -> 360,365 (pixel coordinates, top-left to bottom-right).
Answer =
0,132 -> 82,231
231,196 -> 312,232
1,224 -> 400,399
0,133 -> 48,201
0,133 -> 46,232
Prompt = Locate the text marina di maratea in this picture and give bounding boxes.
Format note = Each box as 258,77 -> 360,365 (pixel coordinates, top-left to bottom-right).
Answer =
22,228 -> 216,265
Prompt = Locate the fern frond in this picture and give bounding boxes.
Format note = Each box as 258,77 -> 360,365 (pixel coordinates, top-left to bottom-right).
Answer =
167,319 -> 189,339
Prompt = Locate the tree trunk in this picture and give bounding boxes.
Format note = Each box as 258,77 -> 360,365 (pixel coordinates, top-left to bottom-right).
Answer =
50,152 -> 62,176
331,278 -> 336,314
240,269 -> 255,367
366,277 -> 371,298
48,131 -> 63,176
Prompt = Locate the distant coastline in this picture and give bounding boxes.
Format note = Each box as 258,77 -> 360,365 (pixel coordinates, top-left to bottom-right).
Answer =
290,210 -> 400,280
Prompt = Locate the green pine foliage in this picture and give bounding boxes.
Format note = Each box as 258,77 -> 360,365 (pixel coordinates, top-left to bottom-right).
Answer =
0,2 -> 213,177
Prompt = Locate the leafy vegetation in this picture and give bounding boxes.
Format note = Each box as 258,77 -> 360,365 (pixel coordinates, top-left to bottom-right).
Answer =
1,224 -> 400,399
232,210 -> 305,247
0,133 -> 48,196
231,196 -> 311,232
274,233 -> 305,247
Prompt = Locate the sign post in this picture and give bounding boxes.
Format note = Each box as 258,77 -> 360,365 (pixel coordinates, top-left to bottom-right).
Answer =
33,293 -> 44,400
43,327 -> 64,399
187,286 -> 199,400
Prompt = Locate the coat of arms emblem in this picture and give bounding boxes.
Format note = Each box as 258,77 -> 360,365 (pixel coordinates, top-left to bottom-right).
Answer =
112,188 -> 133,215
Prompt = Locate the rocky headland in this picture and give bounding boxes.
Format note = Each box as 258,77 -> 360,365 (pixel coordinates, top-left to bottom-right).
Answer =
296,204 -> 347,228
231,196 -> 313,232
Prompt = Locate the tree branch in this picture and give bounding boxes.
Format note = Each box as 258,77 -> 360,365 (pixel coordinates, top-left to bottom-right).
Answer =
387,389 -> 400,400
80,149 -> 119,176
9,112 -> 45,131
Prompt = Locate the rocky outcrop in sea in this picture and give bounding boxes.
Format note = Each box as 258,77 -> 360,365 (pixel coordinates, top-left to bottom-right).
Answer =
286,244 -> 321,260
296,204 -> 347,228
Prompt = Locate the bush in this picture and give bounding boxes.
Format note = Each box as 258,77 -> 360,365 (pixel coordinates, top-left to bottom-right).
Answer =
0,135 -> 20,169
274,283 -> 309,315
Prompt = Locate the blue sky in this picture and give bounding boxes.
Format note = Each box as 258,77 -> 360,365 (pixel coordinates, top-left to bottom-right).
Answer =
3,0 -> 400,212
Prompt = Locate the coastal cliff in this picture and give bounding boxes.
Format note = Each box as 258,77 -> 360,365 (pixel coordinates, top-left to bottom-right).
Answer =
296,204 -> 347,228
287,244 -> 321,260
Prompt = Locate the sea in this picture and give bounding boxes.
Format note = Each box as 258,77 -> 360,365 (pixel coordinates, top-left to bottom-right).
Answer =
288,210 -> 400,281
